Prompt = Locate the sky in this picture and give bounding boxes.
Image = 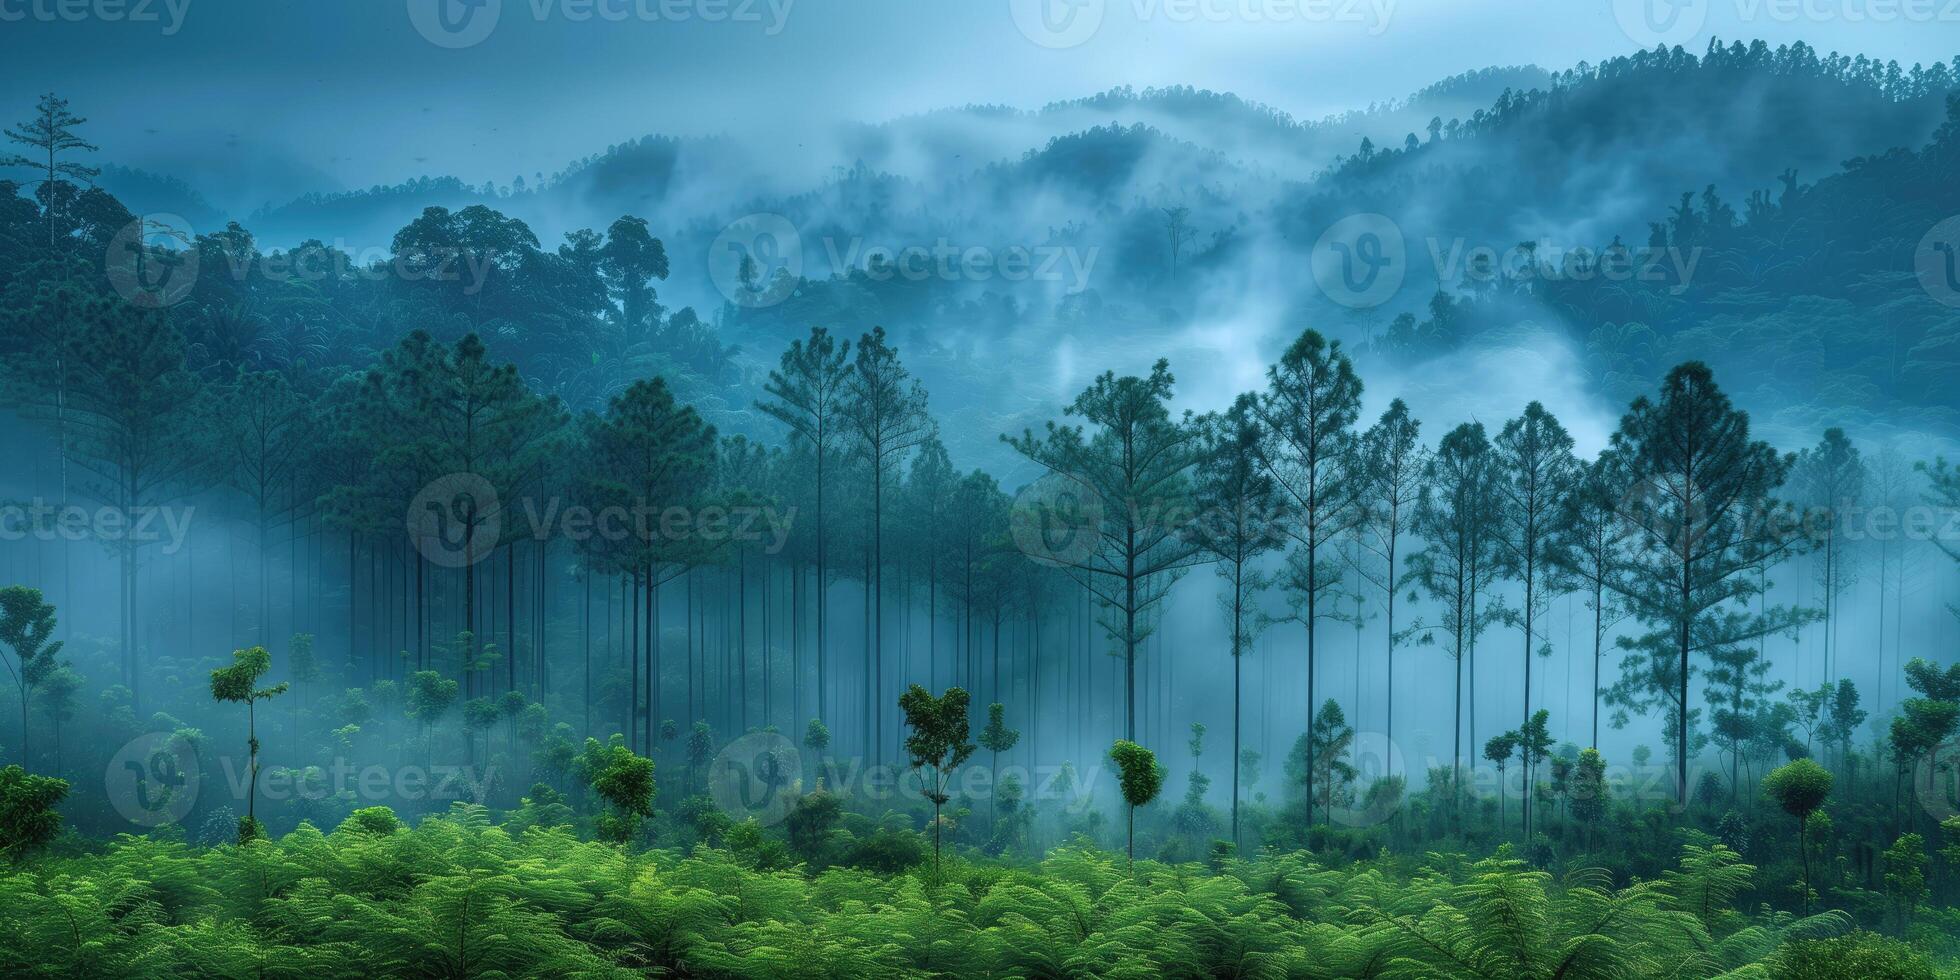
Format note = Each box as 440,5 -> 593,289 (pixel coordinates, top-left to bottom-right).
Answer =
3,0 -> 1957,193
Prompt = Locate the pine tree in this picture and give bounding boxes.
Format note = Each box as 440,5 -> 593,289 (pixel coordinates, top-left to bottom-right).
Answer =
1610,363 -> 1811,804
757,328 -> 852,738
1491,401 -> 1577,844
843,328 -> 934,765
1006,360 -> 1205,741
1408,422 -> 1503,831
1353,399 -> 1425,786
1249,330 -> 1365,821
1792,428 -> 1865,684
2,92 -> 99,249
978,702 -> 1020,823
1192,398 -> 1280,846
1552,452 -> 1633,749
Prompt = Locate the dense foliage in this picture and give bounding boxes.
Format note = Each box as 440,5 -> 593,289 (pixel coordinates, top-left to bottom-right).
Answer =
0,806 -> 1892,979
7,43 -> 1960,979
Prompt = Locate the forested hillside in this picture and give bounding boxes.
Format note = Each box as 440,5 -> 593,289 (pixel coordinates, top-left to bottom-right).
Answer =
5,35 -> 1960,979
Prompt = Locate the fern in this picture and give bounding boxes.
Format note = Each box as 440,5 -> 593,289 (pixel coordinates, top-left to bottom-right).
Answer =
0,810 -> 1862,978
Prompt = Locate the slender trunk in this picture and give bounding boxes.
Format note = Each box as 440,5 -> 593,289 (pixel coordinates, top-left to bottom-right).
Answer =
1231,558 -> 1243,848
1799,816 -> 1811,915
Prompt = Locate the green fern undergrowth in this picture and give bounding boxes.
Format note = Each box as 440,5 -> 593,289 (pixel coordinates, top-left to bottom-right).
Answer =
5,802 -> 1944,979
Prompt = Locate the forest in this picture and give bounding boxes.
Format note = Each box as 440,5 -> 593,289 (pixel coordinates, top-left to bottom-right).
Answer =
5,32 -> 1960,980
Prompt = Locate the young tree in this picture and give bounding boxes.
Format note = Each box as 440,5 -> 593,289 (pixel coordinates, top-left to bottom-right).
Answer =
1611,363 -> 1811,804
1492,402 -> 1577,843
1569,747 -> 1609,852
1191,398 -> 1281,844
1892,660 -> 1960,834
36,666 -> 79,776
462,698 -> 500,768
407,668 -> 460,767
898,685 -> 976,874
1818,679 -> 1867,773
803,717 -> 831,789
757,328 -> 852,734
209,646 -> 289,842
1706,641 -> 1783,805
1250,331 -> 1364,821
843,327 -> 935,764
1484,730 -> 1519,835
686,721 -> 717,796
1764,758 -> 1832,914
1298,698 -> 1358,824
977,702 -> 1020,822
580,735 -> 655,844
0,587 -> 61,770
0,765 -> 67,863
1517,708 -> 1552,838
1005,360 -> 1204,740
288,632 -> 319,739
1883,833 -> 1928,932
1109,739 -> 1165,870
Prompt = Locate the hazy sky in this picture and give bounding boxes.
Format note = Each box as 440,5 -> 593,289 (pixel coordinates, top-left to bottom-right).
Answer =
4,0 -> 1955,190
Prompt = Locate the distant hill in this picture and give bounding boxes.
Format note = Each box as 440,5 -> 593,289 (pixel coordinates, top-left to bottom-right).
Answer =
86,39 -> 1960,456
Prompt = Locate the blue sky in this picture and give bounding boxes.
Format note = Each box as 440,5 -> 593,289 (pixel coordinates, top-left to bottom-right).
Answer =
3,0 -> 1954,189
